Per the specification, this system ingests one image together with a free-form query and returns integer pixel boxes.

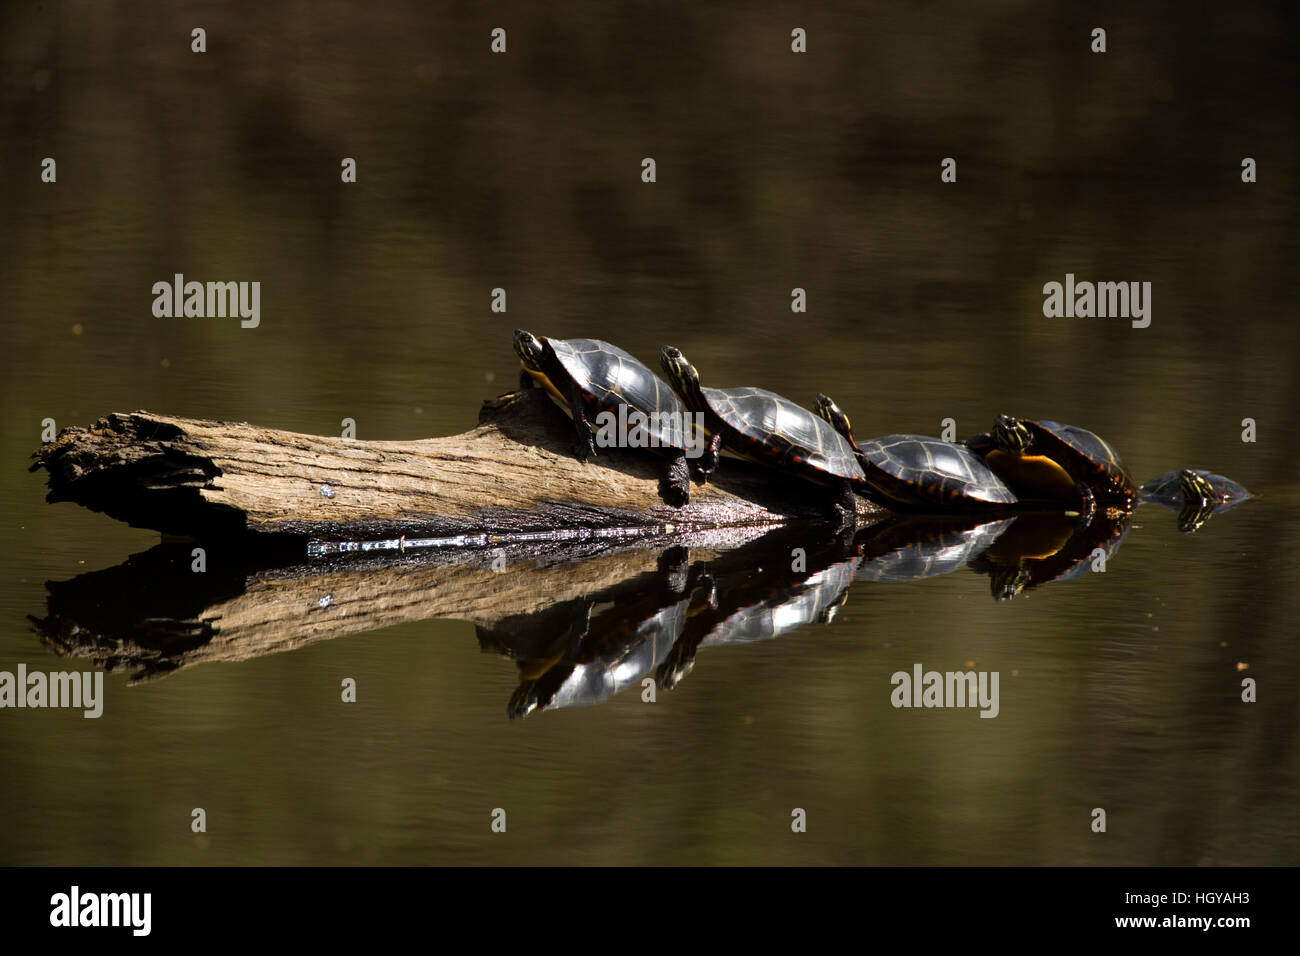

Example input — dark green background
[2,1,1297,864]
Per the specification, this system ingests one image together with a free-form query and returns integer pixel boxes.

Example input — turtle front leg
[829,479,859,530]
[565,382,597,461]
[693,432,723,481]
[661,452,691,507]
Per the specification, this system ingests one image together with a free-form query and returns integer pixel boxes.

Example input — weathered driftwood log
[30,388,884,541]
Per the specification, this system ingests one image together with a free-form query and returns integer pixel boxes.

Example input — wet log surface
[30,388,885,543]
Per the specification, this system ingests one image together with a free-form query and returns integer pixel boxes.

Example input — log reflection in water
[31,494,1249,702]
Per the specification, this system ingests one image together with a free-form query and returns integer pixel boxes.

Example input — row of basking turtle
[513,330,1250,531]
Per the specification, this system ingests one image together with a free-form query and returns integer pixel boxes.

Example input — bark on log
[30,388,884,542]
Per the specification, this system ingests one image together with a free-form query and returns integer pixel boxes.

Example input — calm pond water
[2,1,1297,865]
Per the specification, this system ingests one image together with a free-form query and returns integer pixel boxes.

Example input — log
[30,388,885,542]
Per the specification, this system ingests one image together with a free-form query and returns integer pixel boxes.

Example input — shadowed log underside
[30,388,885,543]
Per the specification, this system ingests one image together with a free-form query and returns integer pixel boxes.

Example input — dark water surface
[2,2,1298,864]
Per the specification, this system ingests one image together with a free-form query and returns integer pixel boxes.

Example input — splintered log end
[30,389,884,539]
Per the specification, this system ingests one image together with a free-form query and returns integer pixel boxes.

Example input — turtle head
[993,414,1034,456]
[513,329,546,370]
[506,680,541,720]
[990,566,1032,601]
[815,393,859,451]
[1177,468,1216,505]
[660,346,702,400]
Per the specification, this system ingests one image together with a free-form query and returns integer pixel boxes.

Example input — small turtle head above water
[1178,468,1216,504]
[993,414,1034,455]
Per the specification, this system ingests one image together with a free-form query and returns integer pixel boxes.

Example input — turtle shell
[856,435,1018,508]
[547,338,691,450]
[701,386,865,482]
[1028,420,1135,500]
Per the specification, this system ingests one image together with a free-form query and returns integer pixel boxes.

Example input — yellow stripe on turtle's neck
[522,367,571,413]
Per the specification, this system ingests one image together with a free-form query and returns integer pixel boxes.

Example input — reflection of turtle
[965,415,1137,517]
[815,395,1017,511]
[505,598,594,718]
[853,516,1012,583]
[1140,469,1252,534]
[968,511,1131,601]
[506,548,713,719]
[655,529,860,690]
[660,347,865,524]
[514,330,696,505]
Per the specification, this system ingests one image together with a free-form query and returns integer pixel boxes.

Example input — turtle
[1140,468,1252,534]
[503,547,714,718]
[964,415,1138,518]
[655,533,861,691]
[814,394,1018,512]
[514,330,699,506]
[658,346,865,524]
